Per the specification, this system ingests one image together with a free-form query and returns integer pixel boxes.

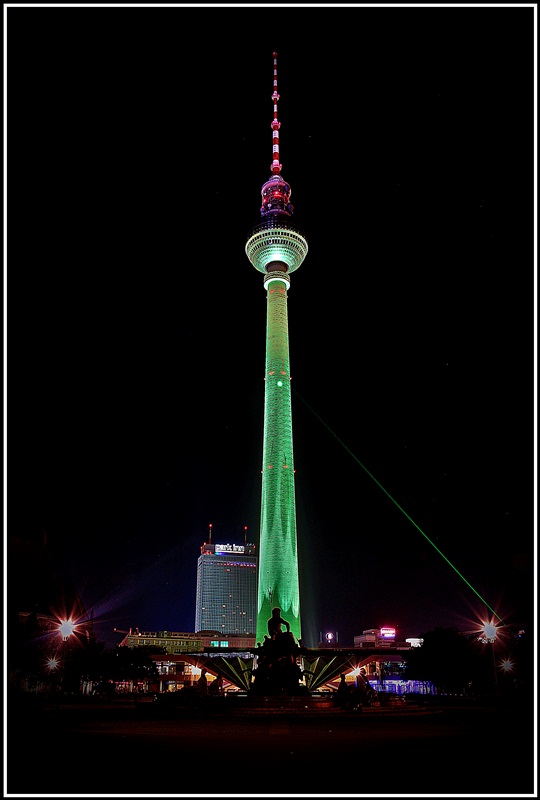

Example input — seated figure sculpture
[268,606,290,639]
[251,607,305,696]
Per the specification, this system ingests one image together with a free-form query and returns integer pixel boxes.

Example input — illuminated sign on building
[380,627,396,639]
[215,543,245,554]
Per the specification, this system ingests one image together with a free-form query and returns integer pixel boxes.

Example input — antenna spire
[257,52,294,219]
[271,51,282,175]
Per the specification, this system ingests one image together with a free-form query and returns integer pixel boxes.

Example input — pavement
[7,694,536,796]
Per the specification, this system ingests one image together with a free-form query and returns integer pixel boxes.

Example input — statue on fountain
[250,608,306,696]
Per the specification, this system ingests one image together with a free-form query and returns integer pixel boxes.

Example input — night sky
[7,4,535,649]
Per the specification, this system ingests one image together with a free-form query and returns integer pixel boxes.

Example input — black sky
[7,4,536,649]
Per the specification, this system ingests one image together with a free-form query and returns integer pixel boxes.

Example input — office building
[195,537,257,636]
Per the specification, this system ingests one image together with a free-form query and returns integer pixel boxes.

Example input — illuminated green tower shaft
[245,53,308,644]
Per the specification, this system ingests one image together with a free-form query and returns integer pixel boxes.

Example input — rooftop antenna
[208,523,212,544]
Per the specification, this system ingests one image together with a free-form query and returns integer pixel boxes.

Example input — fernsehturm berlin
[245,53,308,644]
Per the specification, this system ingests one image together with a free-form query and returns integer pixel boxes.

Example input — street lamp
[59,618,76,641]
[500,658,514,673]
[45,654,60,696]
[57,618,76,693]
[480,622,498,644]
[47,656,60,671]
[479,620,500,697]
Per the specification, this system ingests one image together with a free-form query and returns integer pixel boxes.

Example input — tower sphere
[245,215,308,276]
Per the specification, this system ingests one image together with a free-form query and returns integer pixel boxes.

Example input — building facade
[116,627,255,653]
[353,626,419,649]
[194,541,257,636]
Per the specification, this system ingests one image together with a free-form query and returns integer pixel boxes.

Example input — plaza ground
[7,694,536,796]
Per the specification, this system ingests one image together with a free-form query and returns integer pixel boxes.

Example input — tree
[98,646,160,687]
[404,627,477,695]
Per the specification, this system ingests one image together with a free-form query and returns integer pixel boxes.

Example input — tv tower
[246,52,308,644]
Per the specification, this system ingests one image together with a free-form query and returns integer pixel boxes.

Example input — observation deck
[245,215,308,276]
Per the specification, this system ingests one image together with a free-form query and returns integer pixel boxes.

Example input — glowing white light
[481,622,498,643]
[59,619,76,641]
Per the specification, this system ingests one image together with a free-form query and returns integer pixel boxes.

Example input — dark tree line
[403,626,532,698]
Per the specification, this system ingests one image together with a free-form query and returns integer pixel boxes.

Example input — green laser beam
[292,386,502,623]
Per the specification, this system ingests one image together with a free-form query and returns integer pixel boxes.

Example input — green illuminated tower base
[256,271,301,644]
